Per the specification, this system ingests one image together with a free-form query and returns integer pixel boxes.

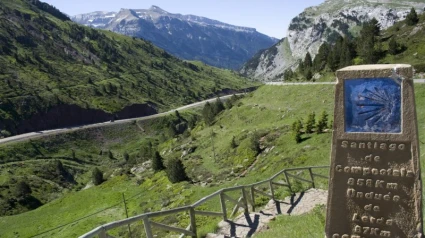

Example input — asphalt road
[2,79,424,145]
[266,79,425,85]
[0,94,239,145]
[265,82,335,85]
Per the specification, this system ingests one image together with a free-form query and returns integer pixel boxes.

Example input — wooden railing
[79,165,329,238]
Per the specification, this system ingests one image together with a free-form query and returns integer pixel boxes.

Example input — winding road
[1,79,424,145]
[0,94,239,145]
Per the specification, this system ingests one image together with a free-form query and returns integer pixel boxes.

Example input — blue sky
[42,0,324,39]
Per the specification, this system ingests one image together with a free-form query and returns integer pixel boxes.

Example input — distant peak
[149,5,168,14]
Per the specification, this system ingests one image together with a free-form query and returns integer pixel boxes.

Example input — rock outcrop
[240,0,425,81]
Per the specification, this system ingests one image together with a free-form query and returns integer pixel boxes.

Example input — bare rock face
[240,0,425,81]
[72,6,277,70]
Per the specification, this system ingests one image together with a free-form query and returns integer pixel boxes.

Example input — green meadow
[1,84,424,237]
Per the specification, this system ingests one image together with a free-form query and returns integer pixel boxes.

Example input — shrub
[108,150,114,160]
[413,63,425,73]
[14,181,31,198]
[0,130,11,138]
[249,132,260,154]
[123,152,130,161]
[230,136,238,149]
[92,168,104,185]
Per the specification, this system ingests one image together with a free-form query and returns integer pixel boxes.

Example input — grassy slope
[0,0,255,134]
[253,83,425,237]
[1,84,423,237]
[0,85,332,237]
[379,13,425,68]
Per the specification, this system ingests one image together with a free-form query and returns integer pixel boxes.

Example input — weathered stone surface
[326,64,423,238]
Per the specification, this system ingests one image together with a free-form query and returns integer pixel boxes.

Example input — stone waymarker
[326,64,423,238]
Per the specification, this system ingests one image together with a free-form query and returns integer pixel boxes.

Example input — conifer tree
[213,97,225,115]
[314,42,330,71]
[305,112,316,134]
[175,110,182,120]
[304,52,313,70]
[166,158,188,183]
[168,123,177,137]
[357,18,381,64]
[284,69,294,81]
[298,60,305,75]
[406,7,419,26]
[152,151,165,172]
[202,101,215,125]
[305,69,313,81]
[339,38,354,68]
[316,111,329,134]
[292,119,303,143]
[327,36,345,71]
[388,37,398,55]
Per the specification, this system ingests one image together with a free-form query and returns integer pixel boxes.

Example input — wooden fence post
[269,180,275,201]
[241,188,249,214]
[98,227,107,238]
[250,186,255,212]
[308,168,315,188]
[219,192,228,221]
[284,171,293,194]
[189,207,197,238]
[143,216,154,238]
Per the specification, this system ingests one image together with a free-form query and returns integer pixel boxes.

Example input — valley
[0,0,257,138]
[1,84,424,237]
[2,0,425,237]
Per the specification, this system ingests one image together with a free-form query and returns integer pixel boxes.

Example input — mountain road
[0,94,240,145]
[1,79,424,145]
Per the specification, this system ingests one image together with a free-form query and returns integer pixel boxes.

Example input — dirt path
[206,189,328,238]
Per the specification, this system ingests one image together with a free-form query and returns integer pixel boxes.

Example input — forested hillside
[284,9,425,81]
[0,0,254,136]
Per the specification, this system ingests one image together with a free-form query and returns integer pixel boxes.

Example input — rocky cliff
[72,6,278,69]
[240,0,425,80]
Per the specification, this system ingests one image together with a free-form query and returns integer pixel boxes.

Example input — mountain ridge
[0,0,255,137]
[72,6,278,69]
[240,0,425,80]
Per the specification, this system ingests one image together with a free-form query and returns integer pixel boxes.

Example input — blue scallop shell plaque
[344,78,401,133]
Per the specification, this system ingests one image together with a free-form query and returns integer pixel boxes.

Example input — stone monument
[326,64,423,238]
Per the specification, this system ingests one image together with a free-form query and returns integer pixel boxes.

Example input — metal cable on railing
[79,165,330,238]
